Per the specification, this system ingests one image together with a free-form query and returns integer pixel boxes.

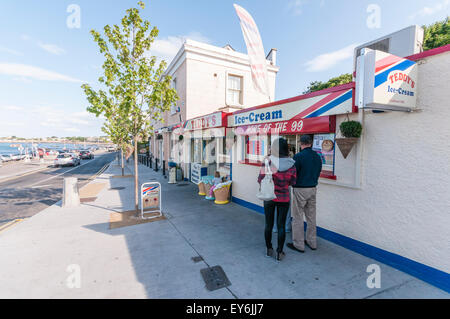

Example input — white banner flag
[233,4,270,100]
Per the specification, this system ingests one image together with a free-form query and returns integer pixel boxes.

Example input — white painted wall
[231,51,450,273]
[186,58,277,119]
[318,51,450,273]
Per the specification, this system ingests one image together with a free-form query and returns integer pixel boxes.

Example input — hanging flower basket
[335,137,358,159]
[336,119,362,159]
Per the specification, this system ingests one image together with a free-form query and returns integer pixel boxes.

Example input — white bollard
[168,167,177,184]
[63,177,80,207]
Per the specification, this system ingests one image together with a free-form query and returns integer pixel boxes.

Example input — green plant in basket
[340,121,362,138]
[335,120,362,159]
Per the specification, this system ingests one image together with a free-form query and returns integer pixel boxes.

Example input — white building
[151,39,279,179]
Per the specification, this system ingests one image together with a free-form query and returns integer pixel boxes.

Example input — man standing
[287,135,322,253]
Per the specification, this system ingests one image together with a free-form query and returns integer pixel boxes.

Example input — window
[245,134,269,163]
[170,78,177,115]
[227,74,243,105]
[312,133,336,177]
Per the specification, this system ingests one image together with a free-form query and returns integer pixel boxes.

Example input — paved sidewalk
[0,159,448,298]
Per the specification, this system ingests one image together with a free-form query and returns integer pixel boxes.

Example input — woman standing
[258,137,297,261]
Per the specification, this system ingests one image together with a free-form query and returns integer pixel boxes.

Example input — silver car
[54,153,81,167]
[0,154,13,162]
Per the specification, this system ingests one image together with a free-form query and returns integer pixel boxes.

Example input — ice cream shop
[180,111,232,184]
[229,81,355,203]
[227,44,450,292]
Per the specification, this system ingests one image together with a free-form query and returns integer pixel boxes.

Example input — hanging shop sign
[356,49,418,111]
[229,84,353,127]
[234,116,335,135]
[183,112,224,131]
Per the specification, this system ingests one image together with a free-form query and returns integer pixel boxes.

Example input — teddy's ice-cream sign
[356,48,418,111]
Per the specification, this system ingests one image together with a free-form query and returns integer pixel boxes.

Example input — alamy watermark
[366,4,381,29]
[66,264,81,288]
[67,4,81,29]
[366,264,381,289]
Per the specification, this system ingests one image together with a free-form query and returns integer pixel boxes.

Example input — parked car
[79,150,94,159]
[10,154,22,161]
[54,153,81,167]
[0,154,12,162]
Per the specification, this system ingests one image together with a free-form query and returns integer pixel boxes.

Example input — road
[0,152,117,228]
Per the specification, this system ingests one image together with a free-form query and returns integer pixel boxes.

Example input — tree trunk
[121,149,124,176]
[134,136,139,216]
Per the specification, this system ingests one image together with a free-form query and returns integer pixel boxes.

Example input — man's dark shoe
[286,243,304,253]
[266,248,274,258]
[305,240,317,250]
[276,251,285,261]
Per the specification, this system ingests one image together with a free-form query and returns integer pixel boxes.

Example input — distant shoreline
[0,140,111,145]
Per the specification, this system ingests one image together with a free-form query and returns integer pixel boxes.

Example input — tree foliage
[303,73,352,94]
[423,17,450,51]
[82,1,177,141]
[81,1,178,212]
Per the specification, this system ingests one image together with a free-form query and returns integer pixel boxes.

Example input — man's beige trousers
[291,187,317,250]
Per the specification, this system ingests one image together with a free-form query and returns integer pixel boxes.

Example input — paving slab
[0,159,448,299]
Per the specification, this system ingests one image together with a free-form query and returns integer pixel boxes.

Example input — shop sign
[234,116,333,135]
[229,88,353,127]
[356,49,418,111]
[140,182,162,220]
[191,163,202,184]
[184,112,223,131]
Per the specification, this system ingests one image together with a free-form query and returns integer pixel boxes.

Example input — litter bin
[168,161,177,184]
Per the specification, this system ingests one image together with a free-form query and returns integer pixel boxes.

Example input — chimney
[266,48,277,66]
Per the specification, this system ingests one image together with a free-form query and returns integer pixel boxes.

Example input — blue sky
[0,0,448,138]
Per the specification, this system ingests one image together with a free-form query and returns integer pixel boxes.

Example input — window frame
[226,72,244,107]
[170,77,178,115]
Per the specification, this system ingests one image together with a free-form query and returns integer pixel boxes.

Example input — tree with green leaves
[82,1,178,215]
[423,16,450,51]
[101,107,131,177]
[303,73,353,94]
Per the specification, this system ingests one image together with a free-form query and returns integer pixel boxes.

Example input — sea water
[0,142,96,155]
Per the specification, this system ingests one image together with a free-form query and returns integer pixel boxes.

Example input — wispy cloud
[409,0,450,19]
[12,76,33,83]
[38,42,66,55]
[0,105,24,111]
[0,46,24,56]
[304,43,357,72]
[64,127,81,133]
[0,63,83,83]
[20,34,66,55]
[150,32,210,63]
[0,104,102,137]
[0,120,25,127]
[288,0,307,16]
